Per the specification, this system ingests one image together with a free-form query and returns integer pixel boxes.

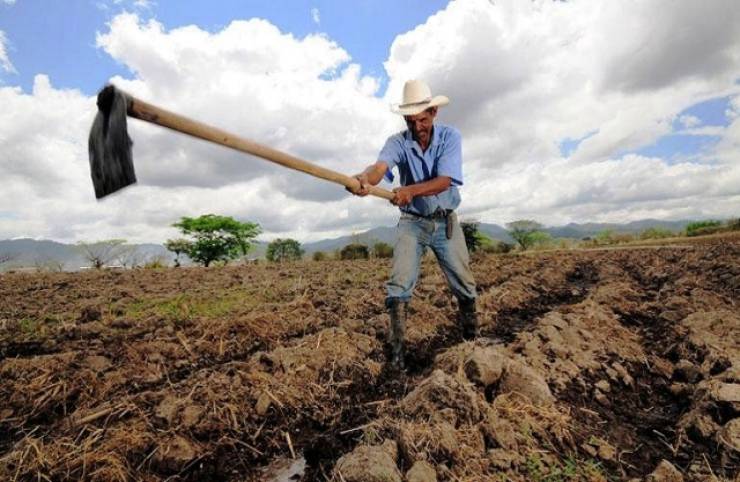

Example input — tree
[165,238,192,267]
[0,253,17,265]
[373,242,393,258]
[340,243,369,260]
[686,220,722,237]
[461,221,482,253]
[266,238,304,263]
[172,214,261,267]
[77,239,126,269]
[506,220,548,251]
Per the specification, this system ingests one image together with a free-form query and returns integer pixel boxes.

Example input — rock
[464,346,506,387]
[155,396,180,424]
[594,389,610,407]
[645,460,684,482]
[595,380,611,392]
[712,383,740,403]
[153,435,198,473]
[683,412,719,440]
[78,306,101,323]
[83,355,111,372]
[717,418,740,453]
[499,361,554,405]
[181,405,203,428]
[612,362,634,387]
[401,370,482,424]
[255,392,272,416]
[487,448,521,469]
[334,442,402,482]
[406,460,437,482]
[482,413,519,450]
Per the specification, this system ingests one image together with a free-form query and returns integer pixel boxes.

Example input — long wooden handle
[125,95,395,201]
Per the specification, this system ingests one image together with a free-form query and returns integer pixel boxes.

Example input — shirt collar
[404,125,439,151]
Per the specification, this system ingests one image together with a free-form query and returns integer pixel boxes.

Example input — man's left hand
[391,187,414,206]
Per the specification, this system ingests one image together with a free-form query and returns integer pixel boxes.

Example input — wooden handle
[125,95,395,201]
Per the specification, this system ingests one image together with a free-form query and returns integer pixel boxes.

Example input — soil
[0,236,738,481]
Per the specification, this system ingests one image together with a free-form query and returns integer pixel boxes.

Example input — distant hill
[0,219,701,271]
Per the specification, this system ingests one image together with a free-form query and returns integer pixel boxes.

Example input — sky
[0,0,739,244]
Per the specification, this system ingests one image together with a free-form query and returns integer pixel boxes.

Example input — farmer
[349,79,478,369]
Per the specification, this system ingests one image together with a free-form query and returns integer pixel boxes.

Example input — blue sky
[0,0,448,95]
[0,0,738,243]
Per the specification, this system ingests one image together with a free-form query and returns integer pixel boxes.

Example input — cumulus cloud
[1,0,740,245]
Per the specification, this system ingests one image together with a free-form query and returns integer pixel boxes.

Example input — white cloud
[311,7,320,25]
[1,1,740,245]
[678,114,701,128]
[2,0,17,5]
[0,30,16,73]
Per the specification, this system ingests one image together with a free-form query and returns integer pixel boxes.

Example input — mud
[0,237,738,481]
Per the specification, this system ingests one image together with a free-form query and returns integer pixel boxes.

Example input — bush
[266,238,303,263]
[143,256,167,269]
[312,251,328,261]
[373,242,393,258]
[481,240,513,254]
[340,243,369,260]
[639,227,674,240]
[686,220,722,237]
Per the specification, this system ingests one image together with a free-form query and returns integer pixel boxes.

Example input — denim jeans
[386,212,477,304]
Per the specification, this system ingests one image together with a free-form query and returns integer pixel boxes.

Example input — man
[349,79,478,369]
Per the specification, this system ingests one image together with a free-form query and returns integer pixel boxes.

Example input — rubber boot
[387,298,407,370]
[458,297,479,340]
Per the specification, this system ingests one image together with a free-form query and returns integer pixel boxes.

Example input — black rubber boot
[458,297,478,340]
[387,298,407,370]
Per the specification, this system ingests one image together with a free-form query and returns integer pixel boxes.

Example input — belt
[403,209,455,239]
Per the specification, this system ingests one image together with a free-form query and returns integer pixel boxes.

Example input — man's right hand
[347,174,371,196]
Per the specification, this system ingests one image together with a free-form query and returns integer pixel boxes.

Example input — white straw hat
[391,79,450,116]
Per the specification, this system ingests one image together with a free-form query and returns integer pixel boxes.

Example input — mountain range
[0,219,695,272]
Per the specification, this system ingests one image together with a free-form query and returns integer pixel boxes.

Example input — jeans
[386,212,477,304]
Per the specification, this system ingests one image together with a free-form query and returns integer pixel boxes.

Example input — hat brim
[391,95,449,116]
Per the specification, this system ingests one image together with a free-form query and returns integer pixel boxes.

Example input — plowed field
[1,238,738,481]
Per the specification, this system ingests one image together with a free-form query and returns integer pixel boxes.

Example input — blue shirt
[378,124,463,216]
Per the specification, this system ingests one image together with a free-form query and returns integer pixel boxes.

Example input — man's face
[404,107,437,145]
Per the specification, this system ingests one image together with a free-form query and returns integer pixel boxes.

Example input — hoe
[88,84,395,201]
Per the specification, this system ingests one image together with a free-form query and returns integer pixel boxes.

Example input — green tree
[172,214,261,267]
[165,238,192,267]
[266,238,304,263]
[373,242,393,258]
[686,220,722,237]
[312,251,328,261]
[340,243,369,260]
[461,221,482,253]
[506,220,547,251]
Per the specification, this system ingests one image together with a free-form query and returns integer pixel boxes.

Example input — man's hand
[347,173,371,196]
[391,186,415,206]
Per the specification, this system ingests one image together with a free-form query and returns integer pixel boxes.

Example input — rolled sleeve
[436,128,463,186]
[378,134,403,183]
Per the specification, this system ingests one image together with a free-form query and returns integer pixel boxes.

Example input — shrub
[266,238,303,263]
[340,243,369,260]
[686,220,722,237]
[312,251,328,261]
[639,227,674,240]
[373,242,393,258]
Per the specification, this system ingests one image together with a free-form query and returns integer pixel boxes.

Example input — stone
[153,435,198,473]
[499,361,554,404]
[406,460,437,482]
[645,460,684,482]
[255,392,272,416]
[712,383,740,403]
[595,380,611,392]
[334,442,402,482]
[155,396,180,424]
[717,418,740,453]
[83,355,111,372]
[464,346,506,387]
